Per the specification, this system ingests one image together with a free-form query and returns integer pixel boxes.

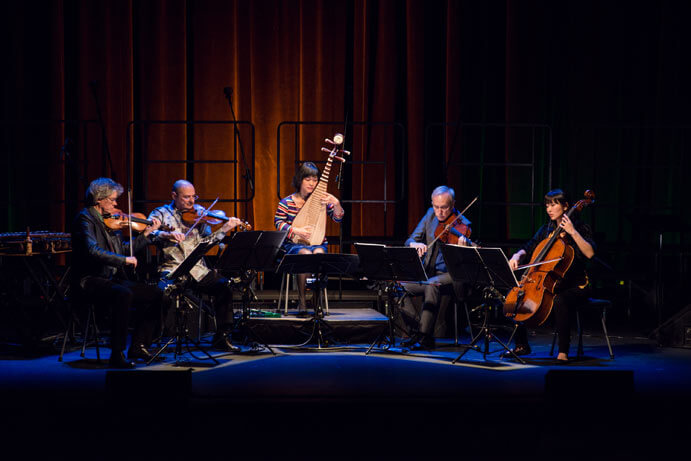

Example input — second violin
[181,208,251,232]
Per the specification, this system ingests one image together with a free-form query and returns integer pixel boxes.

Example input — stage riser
[244,319,387,345]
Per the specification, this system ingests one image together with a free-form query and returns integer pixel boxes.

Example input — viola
[502,190,595,326]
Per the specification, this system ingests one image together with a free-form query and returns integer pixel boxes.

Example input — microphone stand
[88,81,116,180]
[223,87,254,218]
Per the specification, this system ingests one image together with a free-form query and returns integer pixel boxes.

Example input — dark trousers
[159,270,234,333]
[514,285,590,354]
[196,270,234,330]
[400,272,462,337]
[81,277,163,353]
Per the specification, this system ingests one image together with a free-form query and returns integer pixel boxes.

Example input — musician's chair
[59,293,103,362]
[550,297,614,359]
[279,272,329,316]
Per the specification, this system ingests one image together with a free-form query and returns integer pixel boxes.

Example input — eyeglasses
[176,194,199,200]
[102,196,118,203]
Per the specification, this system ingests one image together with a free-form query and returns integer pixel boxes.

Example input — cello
[502,190,595,326]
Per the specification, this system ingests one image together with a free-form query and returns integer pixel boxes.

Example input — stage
[1,316,690,459]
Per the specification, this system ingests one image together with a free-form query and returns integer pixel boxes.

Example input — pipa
[290,133,349,245]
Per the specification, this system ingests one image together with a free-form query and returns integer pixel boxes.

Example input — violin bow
[427,196,478,248]
[183,196,220,240]
[127,187,134,258]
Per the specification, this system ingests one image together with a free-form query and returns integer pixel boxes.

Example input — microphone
[223,87,233,98]
[59,137,72,159]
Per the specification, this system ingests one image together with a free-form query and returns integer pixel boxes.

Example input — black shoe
[403,335,435,351]
[400,334,420,349]
[296,310,311,318]
[127,344,163,362]
[501,344,532,358]
[108,351,135,369]
[212,333,241,353]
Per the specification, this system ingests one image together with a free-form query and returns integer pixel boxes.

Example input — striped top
[274,194,344,244]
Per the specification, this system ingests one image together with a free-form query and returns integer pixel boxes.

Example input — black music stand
[440,244,525,364]
[216,230,287,354]
[147,239,220,365]
[354,243,429,354]
[276,253,360,349]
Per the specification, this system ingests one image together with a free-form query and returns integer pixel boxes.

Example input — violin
[181,208,252,232]
[502,190,595,326]
[432,213,472,246]
[103,210,168,235]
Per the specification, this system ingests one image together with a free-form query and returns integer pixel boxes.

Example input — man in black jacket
[71,178,163,368]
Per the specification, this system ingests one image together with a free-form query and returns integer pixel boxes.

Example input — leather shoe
[127,344,162,362]
[108,351,135,369]
[501,343,532,358]
[400,334,419,348]
[403,335,435,351]
[212,333,241,353]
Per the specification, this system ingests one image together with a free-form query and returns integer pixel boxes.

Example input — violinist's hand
[125,256,138,268]
[559,214,576,235]
[221,217,244,234]
[410,242,427,257]
[143,218,161,236]
[292,226,313,241]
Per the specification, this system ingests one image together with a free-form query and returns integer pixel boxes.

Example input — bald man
[149,180,244,352]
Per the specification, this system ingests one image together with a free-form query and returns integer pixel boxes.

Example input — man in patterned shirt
[149,179,245,351]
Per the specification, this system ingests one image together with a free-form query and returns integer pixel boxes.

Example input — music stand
[354,243,428,354]
[440,244,525,364]
[216,230,287,355]
[147,239,220,365]
[276,253,360,348]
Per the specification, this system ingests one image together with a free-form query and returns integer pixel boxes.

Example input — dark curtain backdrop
[3,0,691,318]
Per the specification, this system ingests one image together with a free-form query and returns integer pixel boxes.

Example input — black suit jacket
[71,207,151,287]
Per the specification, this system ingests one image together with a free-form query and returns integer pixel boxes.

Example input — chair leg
[284,273,291,315]
[81,306,92,358]
[577,311,584,357]
[92,309,101,362]
[278,272,285,313]
[550,330,557,356]
[58,313,74,362]
[601,308,614,359]
[323,287,329,315]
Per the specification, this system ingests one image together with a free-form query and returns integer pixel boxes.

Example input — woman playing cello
[506,189,595,362]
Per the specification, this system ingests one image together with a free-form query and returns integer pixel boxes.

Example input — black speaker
[545,369,635,400]
[653,304,691,348]
[105,368,192,416]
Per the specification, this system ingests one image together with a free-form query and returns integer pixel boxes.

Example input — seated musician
[148,179,245,352]
[71,178,163,368]
[274,162,344,316]
[400,186,471,350]
[506,188,595,362]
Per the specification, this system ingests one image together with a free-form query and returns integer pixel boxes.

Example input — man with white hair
[71,177,163,368]
[400,185,471,350]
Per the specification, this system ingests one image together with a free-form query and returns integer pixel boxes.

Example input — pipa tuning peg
[325,133,345,146]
